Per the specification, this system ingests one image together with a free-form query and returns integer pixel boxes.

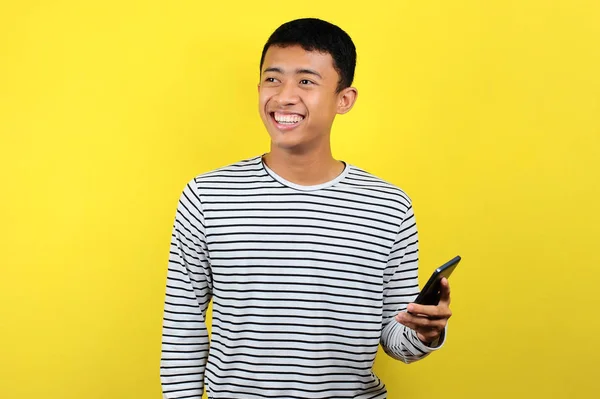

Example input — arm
[160,180,212,398]
[379,205,447,364]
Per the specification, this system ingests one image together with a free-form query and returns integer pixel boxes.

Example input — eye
[300,79,313,85]
[265,77,278,83]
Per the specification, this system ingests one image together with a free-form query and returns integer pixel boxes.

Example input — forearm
[380,319,446,364]
[160,268,210,398]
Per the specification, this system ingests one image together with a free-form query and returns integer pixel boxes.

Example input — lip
[269,111,305,132]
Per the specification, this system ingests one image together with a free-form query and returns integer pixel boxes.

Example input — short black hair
[260,18,356,93]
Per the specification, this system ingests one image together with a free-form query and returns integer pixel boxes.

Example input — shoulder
[194,155,263,181]
[183,154,263,188]
[344,164,413,212]
[178,155,265,201]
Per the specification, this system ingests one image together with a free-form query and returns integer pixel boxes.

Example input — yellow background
[1,1,599,398]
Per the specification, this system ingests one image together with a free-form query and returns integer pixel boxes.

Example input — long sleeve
[380,204,446,363]
[160,180,212,398]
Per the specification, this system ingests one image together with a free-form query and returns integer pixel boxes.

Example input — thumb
[439,277,451,305]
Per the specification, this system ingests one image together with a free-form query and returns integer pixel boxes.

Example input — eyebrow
[263,67,323,79]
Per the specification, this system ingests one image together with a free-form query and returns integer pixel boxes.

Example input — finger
[397,313,447,344]
[395,312,422,330]
[395,312,415,329]
[417,328,443,344]
[407,303,451,319]
[417,331,435,343]
[438,277,451,306]
[407,303,435,317]
[396,312,437,330]
[414,320,445,341]
[416,319,447,340]
[396,316,418,330]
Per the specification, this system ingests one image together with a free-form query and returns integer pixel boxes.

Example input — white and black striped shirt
[160,155,445,399]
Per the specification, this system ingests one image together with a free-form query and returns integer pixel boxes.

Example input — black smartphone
[412,255,461,306]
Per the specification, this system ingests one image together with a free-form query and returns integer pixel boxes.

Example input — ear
[257,83,261,93]
[336,87,358,114]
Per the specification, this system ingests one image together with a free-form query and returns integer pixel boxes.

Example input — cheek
[258,99,269,122]
[306,95,337,120]
[258,92,273,113]
[258,92,266,106]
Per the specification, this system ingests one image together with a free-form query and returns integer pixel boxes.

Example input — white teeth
[274,112,304,124]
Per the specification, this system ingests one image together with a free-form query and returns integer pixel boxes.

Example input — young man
[161,18,452,399]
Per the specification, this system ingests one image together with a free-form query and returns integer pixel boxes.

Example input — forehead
[262,45,336,77]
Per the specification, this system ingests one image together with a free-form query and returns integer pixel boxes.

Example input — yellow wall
[1,1,598,398]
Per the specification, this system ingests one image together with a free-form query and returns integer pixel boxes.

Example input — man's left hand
[395,277,452,345]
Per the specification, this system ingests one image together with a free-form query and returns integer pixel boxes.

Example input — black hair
[259,18,356,93]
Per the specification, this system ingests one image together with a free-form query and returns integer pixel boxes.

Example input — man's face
[258,45,343,153]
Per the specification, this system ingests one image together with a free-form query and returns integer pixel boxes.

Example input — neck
[262,145,345,186]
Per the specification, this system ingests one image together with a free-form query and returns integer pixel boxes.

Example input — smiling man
[160,18,452,399]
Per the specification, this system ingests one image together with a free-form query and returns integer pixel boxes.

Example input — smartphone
[412,255,461,306]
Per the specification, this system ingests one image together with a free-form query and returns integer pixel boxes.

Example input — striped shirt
[160,154,445,399]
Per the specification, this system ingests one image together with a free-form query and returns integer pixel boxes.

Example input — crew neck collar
[260,154,349,192]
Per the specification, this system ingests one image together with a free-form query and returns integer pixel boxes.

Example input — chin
[271,139,305,152]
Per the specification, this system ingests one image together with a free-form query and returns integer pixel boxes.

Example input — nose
[273,80,299,106]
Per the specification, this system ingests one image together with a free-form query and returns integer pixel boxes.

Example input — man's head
[260,18,356,93]
[258,18,358,153]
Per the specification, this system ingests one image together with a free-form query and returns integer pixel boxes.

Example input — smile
[270,111,305,130]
